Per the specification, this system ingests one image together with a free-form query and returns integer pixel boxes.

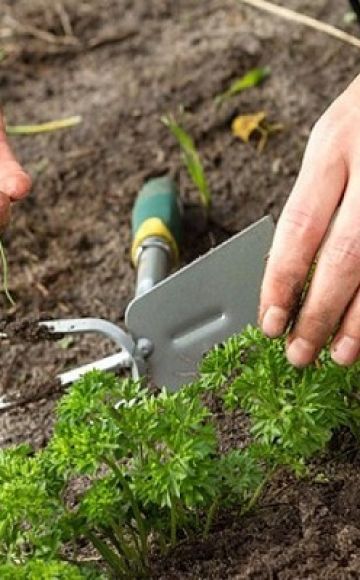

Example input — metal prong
[40,318,149,383]
[0,352,133,412]
[40,318,136,354]
[58,351,132,385]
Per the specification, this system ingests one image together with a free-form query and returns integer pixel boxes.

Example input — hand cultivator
[8,177,274,393]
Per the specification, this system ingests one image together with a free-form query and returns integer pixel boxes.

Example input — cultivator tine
[0,351,134,412]
[40,318,147,383]
[57,351,133,385]
[40,318,136,353]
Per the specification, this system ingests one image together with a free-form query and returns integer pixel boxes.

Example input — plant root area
[1,0,360,577]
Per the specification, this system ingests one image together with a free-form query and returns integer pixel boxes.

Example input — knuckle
[310,101,360,164]
[308,110,348,165]
[280,205,321,244]
[322,235,360,271]
[311,111,340,145]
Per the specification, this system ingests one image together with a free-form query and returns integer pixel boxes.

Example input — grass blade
[161,114,211,208]
[0,240,15,306]
[6,116,82,135]
[215,67,270,105]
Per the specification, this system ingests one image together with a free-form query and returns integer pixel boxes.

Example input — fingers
[0,192,11,231]
[259,116,348,339]
[259,78,360,367]
[0,112,31,200]
[331,289,360,366]
[286,170,360,367]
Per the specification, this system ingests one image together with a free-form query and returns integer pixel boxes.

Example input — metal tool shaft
[135,238,171,296]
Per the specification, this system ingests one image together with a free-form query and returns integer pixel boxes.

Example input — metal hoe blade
[126,216,274,390]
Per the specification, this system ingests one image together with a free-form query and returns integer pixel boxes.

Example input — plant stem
[102,456,148,561]
[111,521,146,571]
[103,524,136,569]
[0,240,15,306]
[204,498,219,538]
[170,501,177,548]
[86,529,130,578]
[241,467,276,516]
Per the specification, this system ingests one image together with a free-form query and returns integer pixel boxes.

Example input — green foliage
[0,445,65,563]
[47,372,134,474]
[0,560,103,579]
[1,327,360,577]
[161,114,211,208]
[200,335,245,390]
[218,448,264,507]
[215,66,270,105]
[49,374,227,573]
[200,326,360,467]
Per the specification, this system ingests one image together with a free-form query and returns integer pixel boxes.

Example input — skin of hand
[0,112,31,230]
[259,74,360,368]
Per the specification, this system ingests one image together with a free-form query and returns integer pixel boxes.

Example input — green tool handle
[131,176,182,266]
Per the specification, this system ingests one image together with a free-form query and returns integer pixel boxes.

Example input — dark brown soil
[150,414,360,579]
[1,0,360,576]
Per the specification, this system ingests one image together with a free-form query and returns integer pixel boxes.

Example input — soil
[1,0,360,577]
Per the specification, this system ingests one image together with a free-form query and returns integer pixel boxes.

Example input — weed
[161,114,211,208]
[215,66,270,105]
[0,240,15,305]
[6,116,82,135]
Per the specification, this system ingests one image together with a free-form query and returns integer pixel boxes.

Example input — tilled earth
[1,0,360,577]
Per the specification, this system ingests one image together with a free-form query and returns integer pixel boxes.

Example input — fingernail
[262,306,288,338]
[331,336,359,366]
[287,338,315,367]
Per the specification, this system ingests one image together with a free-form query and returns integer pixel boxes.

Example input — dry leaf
[232,111,284,151]
[231,112,267,143]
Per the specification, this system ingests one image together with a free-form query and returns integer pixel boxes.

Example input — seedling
[161,114,211,208]
[6,116,82,135]
[215,66,270,105]
[0,240,15,305]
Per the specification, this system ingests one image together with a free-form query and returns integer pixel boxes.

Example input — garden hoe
[18,177,274,393]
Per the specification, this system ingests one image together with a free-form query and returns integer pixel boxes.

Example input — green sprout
[161,114,211,208]
[215,66,270,105]
[6,116,82,135]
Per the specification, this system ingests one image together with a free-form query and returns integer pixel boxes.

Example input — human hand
[259,74,360,367]
[0,112,31,230]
